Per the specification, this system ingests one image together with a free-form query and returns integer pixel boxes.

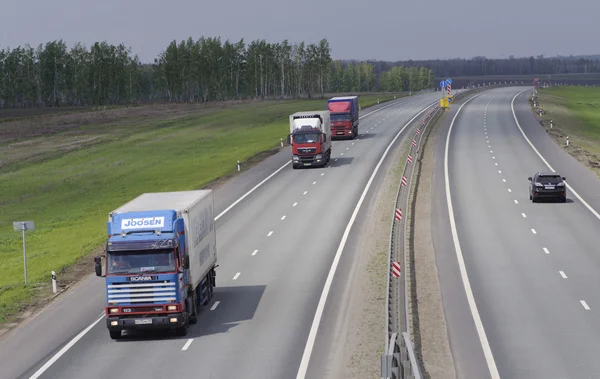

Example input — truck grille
[298,148,316,154]
[107,281,176,304]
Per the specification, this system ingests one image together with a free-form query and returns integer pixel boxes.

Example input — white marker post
[566,136,569,146]
[13,221,34,285]
[280,138,284,147]
[52,271,57,293]
[550,120,553,129]
[237,160,241,172]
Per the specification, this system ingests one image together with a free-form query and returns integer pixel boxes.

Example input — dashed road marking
[233,272,241,280]
[543,247,550,254]
[340,153,344,156]
[182,338,194,351]
[495,163,498,166]
[514,200,518,204]
[267,231,273,237]
[252,249,258,256]
[502,179,507,183]
[210,301,221,311]
[303,191,308,195]
[521,213,527,218]
[312,181,317,185]
[498,170,502,173]
[559,271,568,279]
[321,173,324,176]
[293,202,298,206]
[281,215,286,220]
[508,189,512,192]
[531,228,536,234]
[581,300,590,310]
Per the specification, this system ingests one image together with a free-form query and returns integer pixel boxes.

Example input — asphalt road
[0,91,444,379]
[433,86,600,379]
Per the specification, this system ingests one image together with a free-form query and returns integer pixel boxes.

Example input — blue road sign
[447,96,453,103]
[446,78,453,84]
[440,80,446,88]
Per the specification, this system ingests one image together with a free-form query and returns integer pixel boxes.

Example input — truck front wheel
[109,330,122,340]
[175,323,188,337]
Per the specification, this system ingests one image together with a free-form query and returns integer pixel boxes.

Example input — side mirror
[94,256,103,277]
[286,134,291,145]
[562,177,566,180]
[527,177,532,181]
[182,255,190,269]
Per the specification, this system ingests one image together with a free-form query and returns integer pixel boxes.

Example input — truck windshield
[294,133,321,143]
[330,114,351,121]
[107,250,176,275]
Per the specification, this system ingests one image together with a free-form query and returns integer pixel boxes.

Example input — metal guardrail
[381,87,484,379]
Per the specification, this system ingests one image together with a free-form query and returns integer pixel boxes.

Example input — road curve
[433,86,600,379]
[0,92,442,379]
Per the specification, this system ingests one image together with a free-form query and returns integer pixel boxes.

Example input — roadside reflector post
[237,160,241,172]
[52,271,57,293]
[280,138,284,147]
[550,120,553,129]
[566,136,569,146]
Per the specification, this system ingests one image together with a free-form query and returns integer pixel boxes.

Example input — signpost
[13,221,34,285]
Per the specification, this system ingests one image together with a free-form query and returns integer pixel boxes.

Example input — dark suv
[528,171,567,203]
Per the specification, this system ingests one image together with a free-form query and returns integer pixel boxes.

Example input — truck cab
[287,111,332,169]
[327,96,359,139]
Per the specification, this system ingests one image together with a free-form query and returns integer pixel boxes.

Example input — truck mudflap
[107,313,186,331]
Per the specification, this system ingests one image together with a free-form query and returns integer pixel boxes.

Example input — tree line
[0,38,435,108]
[367,55,600,78]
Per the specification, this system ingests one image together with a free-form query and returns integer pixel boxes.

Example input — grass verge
[0,93,400,326]
[531,87,600,176]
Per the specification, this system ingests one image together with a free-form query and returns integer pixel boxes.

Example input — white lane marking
[543,247,550,254]
[490,150,493,153]
[498,170,502,173]
[281,215,286,220]
[303,191,308,195]
[514,200,518,204]
[442,90,501,379]
[581,300,591,310]
[531,229,537,234]
[267,231,273,237]
[503,179,507,182]
[492,156,495,160]
[313,181,317,185]
[508,189,512,192]
[511,89,600,222]
[233,272,241,280]
[340,152,344,156]
[334,158,338,161]
[488,145,491,148]
[495,163,498,166]
[210,301,221,310]
[181,338,194,351]
[559,271,568,279]
[296,101,438,379]
[28,315,105,379]
[522,213,527,218]
[27,99,414,377]
[352,143,355,145]
[293,202,298,207]
[252,249,258,256]
[321,173,324,176]
[346,147,349,150]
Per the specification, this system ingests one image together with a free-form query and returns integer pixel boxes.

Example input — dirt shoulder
[406,109,456,379]
[338,137,410,379]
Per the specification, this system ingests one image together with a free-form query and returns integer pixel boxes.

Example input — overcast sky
[1,0,598,64]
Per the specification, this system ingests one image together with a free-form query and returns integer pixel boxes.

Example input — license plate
[135,319,152,325]
[304,163,311,166]
[337,132,344,135]
[545,186,555,190]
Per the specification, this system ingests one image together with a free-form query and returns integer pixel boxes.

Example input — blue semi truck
[94,190,217,339]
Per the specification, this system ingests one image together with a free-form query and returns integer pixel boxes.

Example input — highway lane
[437,86,600,379]
[3,92,442,379]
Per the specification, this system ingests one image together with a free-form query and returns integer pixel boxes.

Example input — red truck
[327,96,359,140]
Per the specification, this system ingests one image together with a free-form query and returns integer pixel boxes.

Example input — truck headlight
[167,305,177,311]
[109,308,119,314]
[315,154,322,160]
[292,155,299,161]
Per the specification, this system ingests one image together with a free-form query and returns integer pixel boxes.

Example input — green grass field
[534,86,600,172]
[0,93,400,323]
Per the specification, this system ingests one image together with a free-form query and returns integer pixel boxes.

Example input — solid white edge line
[181,338,194,351]
[444,90,501,379]
[295,101,437,379]
[25,96,416,378]
[510,89,600,221]
[28,315,105,379]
